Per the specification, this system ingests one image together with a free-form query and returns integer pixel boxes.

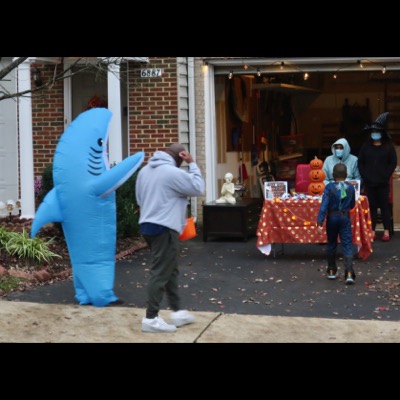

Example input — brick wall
[127,57,180,161]
[30,58,181,177]
[31,63,64,177]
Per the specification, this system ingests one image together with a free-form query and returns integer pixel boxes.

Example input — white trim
[107,62,123,165]
[203,64,217,202]
[17,59,35,219]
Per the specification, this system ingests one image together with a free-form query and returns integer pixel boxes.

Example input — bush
[36,164,53,205]
[35,164,63,236]
[116,169,141,239]
[0,226,61,268]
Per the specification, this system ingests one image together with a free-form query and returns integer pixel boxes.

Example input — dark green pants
[143,229,180,319]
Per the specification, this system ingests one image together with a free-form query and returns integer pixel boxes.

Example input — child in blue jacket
[317,163,356,284]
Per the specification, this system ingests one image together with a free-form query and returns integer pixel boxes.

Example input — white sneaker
[170,310,195,327]
[141,316,177,333]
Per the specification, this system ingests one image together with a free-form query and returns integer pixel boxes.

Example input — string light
[382,65,386,74]
[358,60,363,68]
[257,68,261,77]
[280,62,284,70]
[303,72,309,80]
[228,70,233,79]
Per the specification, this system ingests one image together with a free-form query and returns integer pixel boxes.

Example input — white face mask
[371,132,382,141]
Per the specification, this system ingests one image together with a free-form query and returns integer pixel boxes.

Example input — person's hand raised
[179,150,194,164]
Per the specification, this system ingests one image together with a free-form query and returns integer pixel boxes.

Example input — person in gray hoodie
[135,143,205,333]
[322,138,361,186]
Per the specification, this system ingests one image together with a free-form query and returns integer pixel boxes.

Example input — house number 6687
[140,68,162,78]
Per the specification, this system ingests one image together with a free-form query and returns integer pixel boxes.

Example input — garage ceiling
[205,57,400,75]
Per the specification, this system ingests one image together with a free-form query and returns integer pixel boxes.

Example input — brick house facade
[22,57,207,224]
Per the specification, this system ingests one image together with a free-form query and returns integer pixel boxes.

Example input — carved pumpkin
[309,169,326,182]
[308,155,325,195]
[308,182,325,196]
[310,156,323,170]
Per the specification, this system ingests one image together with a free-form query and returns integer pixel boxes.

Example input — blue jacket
[322,138,361,185]
[317,181,356,227]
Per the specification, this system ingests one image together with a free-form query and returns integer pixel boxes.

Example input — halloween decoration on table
[308,156,325,196]
[309,167,326,183]
[30,108,145,307]
[216,172,236,204]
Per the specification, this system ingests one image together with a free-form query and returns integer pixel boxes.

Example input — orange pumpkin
[308,182,325,196]
[310,156,323,170]
[309,169,326,182]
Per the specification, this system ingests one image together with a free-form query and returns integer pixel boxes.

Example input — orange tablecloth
[256,196,373,260]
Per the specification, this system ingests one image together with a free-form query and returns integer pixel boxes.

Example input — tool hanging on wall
[238,147,248,184]
[257,132,274,181]
[251,124,258,166]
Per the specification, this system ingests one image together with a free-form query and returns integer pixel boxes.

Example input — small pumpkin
[308,182,325,196]
[309,169,326,182]
[310,156,323,170]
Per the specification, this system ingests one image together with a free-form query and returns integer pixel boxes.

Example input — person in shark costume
[30,108,144,307]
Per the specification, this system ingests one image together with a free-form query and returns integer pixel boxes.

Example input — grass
[0,275,29,293]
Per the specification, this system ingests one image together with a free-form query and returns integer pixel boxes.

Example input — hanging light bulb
[303,72,309,80]
[358,60,363,68]
[382,66,386,74]
[257,68,261,77]
[280,62,284,70]
[228,70,233,79]
[333,73,337,79]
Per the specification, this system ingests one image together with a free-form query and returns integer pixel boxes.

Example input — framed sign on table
[264,181,288,199]
[347,179,361,200]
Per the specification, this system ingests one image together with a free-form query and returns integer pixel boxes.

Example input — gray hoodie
[322,138,361,185]
[136,150,205,234]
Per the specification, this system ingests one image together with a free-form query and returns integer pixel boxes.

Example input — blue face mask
[335,149,344,158]
[371,132,382,141]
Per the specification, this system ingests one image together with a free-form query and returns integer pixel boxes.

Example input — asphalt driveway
[5,229,400,321]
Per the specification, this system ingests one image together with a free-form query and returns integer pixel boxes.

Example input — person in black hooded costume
[358,112,397,241]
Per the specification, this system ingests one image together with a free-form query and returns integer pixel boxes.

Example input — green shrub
[0,275,28,293]
[35,164,63,236]
[0,226,61,269]
[116,169,141,239]
[36,164,53,205]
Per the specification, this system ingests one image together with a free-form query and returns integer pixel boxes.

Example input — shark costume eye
[97,138,103,147]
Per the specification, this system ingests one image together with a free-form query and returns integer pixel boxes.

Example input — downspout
[188,57,197,219]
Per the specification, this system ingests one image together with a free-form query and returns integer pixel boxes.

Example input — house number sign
[140,68,162,78]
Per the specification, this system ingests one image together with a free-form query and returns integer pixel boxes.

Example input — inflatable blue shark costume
[30,108,144,306]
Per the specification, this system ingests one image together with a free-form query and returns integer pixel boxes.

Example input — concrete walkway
[1,300,399,343]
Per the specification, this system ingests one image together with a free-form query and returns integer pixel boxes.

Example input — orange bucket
[179,216,196,240]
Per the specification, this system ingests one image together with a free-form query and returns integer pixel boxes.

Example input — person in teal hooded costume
[322,138,361,186]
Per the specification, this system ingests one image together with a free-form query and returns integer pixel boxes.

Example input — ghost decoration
[30,108,144,307]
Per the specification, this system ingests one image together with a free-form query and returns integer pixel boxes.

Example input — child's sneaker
[327,270,337,280]
[345,272,354,285]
